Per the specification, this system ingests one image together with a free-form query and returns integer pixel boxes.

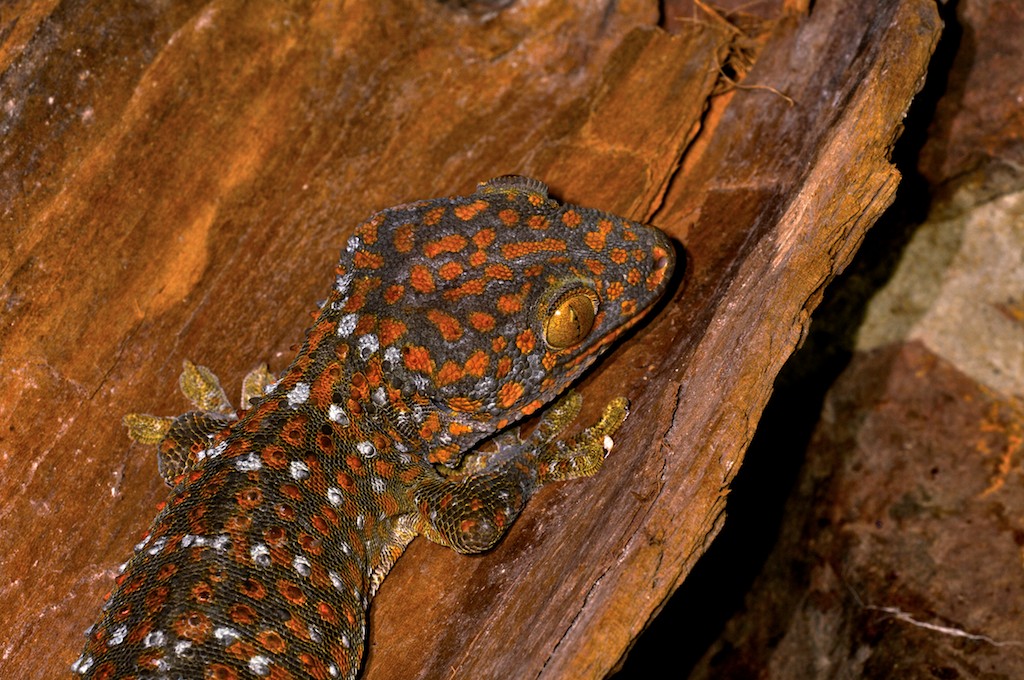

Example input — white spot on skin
[335,272,353,294]
[235,453,262,472]
[329,663,339,677]
[250,544,271,567]
[327,487,343,506]
[337,314,358,337]
[356,441,376,458]
[287,382,310,407]
[370,476,386,494]
[328,404,350,426]
[603,435,614,456]
[133,533,151,552]
[146,536,167,555]
[329,571,344,590]
[214,627,241,643]
[143,630,166,647]
[290,460,310,480]
[346,236,360,252]
[248,655,271,676]
[293,555,311,577]
[71,655,93,674]
[174,640,192,656]
[108,625,127,646]
[201,441,228,460]
[358,334,379,358]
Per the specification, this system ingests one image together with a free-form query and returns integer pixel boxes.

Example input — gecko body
[73,176,673,679]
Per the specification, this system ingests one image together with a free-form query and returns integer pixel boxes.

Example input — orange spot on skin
[448,396,481,412]
[236,486,263,510]
[621,299,638,316]
[527,215,548,230]
[419,413,441,439]
[442,277,486,302]
[173,610,212,643]
[498,208,519,224]
[257,630,288,654]
[473,228,496,248]
[356,216,380,244]
[454,200,489,221]
[383,284,405,304]
[424,206,445,225]
[484,263,514,280]
[585,259,605,275]
[262,445,287,469]
[424,233,468,258]
[439,261,464,280]
[353,250,384,269]
[430,443,460,464]
[337,471,357,493]
[562,210,583,227]
[278,580,307,606]
[207,663,240,680]
[436,360,464,386]
[584,230,606,251]
[393,223,416,253]
[468,312,495,332]
[448,421,474,436]
[497,294,522,314]
[403,345,435,374]
[379,318,407,345]
[496,356,512,379]
[410,264,435,293]
[627,268,642,285]
[491,336,507,353]
[426,309,463,341]
[228,603,259,625]
[500,238,566,259]
[157,563,178,580]
[521,399,544,415]
[516,329,536,354]
[610,247,629,264]
[464,350,491,376]
[469,250,487,267]
[317,601,340,624]
[240,578,267,599]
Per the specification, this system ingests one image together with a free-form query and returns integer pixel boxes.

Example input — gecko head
[325,176,674,465]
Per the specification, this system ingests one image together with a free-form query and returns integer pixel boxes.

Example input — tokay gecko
[73,176,674,679]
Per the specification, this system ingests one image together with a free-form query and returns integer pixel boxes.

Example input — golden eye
[544,289,597,349]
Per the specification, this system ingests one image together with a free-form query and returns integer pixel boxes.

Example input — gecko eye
[543,288,598,349]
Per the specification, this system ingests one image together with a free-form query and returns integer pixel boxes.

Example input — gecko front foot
[122,360,275,484]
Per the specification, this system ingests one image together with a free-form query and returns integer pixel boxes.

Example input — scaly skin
[73,176,674,679]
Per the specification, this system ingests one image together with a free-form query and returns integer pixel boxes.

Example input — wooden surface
[0,1,938,677]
